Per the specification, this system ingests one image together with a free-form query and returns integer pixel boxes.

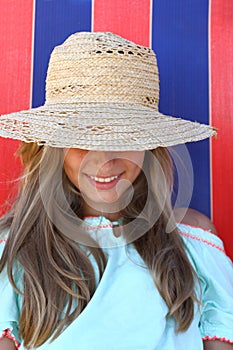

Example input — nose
[90,151,118,173]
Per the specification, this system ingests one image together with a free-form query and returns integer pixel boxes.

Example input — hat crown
[45,32,159,110]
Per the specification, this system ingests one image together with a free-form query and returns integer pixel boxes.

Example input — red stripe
[93,0,151,47]
[0,1,34,215]
[210,0,233,259]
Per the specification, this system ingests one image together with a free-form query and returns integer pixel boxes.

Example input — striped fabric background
[0,0,232,258]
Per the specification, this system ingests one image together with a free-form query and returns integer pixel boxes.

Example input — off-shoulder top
[0,217,233,349]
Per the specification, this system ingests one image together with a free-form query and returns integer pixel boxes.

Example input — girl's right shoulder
[0,228,22,349]
[0,229,10,257]
[0,228,10,240]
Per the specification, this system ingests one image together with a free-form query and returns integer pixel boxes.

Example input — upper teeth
[90,175,119,183]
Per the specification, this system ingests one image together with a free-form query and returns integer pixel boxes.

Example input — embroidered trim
[179,230,225,253]
[0,328,20,348]
[202,335,233,344]
[83,216,123,230]
[177,223,217,236]
[0,239,7,244]
[83,223,113,230]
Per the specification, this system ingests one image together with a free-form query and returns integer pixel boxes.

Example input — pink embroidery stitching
[83,217,115,230]
[202,335,233,344]
[178,223,216,235]
[83,223,113,230]
[0,328,20,348]
[0,239,7,244]
[179,230,225,253]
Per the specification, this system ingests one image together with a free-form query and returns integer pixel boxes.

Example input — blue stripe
[152,0,211,216]
[32,0,92,108]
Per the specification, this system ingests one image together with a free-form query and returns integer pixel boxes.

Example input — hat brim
[0,103,216,151]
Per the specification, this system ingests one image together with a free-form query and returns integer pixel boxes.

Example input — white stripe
[91,0,95,32]
[149,0,153,48]
[29,0,36,108]
[208,0,214,221]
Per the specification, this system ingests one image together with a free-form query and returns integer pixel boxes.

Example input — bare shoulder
[0,338,17,350]
[203,340,233,349]
[174,208,218,235]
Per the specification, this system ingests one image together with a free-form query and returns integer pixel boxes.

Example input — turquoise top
[0,217,233,349]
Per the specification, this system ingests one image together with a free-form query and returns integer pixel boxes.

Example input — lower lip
[86,173,123,190]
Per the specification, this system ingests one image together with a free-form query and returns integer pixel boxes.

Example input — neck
[82,201,121,222]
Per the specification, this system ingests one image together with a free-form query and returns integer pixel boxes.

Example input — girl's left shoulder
[177,223,233,345]
[177,223,225,254]
[177,222,232,274]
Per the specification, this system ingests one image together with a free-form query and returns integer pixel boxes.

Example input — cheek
[125,152,145,181]
[63,149,89,185]
[130,163,142,182]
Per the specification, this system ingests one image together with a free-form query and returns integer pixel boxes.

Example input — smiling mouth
[88,174,120,183]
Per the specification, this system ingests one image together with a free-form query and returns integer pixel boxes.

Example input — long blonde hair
[0,142,197,348]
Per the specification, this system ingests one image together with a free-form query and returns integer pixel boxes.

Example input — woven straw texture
[0,32,216,150]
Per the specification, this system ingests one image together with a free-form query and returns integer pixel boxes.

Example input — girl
[0,32,232,350]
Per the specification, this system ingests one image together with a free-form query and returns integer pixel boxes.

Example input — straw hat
[0,32,216,150]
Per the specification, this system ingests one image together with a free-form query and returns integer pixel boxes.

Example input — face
[63,149,145,217]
